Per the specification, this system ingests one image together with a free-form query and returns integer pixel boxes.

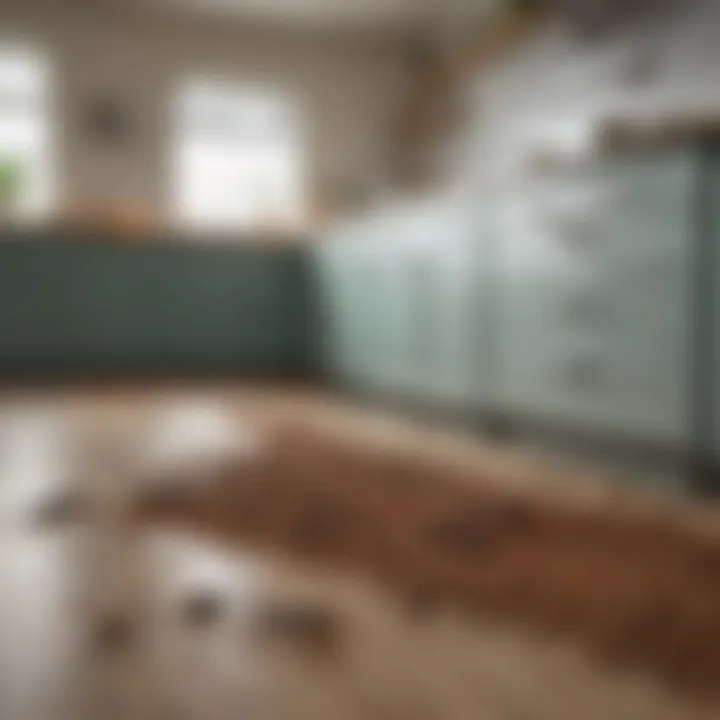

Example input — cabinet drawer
[497,304,609,424]
[608,153,695,209]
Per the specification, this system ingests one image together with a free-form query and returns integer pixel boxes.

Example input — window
[0,44,52,218]
[172,80,303,231]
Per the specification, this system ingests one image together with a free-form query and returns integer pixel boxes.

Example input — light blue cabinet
[316,201,483,407]
[315,147,720,492]
[495,153,694,447]
[494,193,603,426]
[402,211,479,405]
[587,156,693,443]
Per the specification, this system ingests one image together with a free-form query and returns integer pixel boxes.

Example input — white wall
[0,2,412,220]
[454,0,720,189]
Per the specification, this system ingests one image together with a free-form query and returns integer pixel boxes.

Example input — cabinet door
[384,255,415,394]
[709,152,720,463]
[392,209,477,405]
[585,154,694,445]
[363,251,406,393]
[430,236,481,406]
[404,251,443,399]
[0,245,79,370]
[342,256,378,388]
[315,242,365,385]
[495,194,607,427]
[333,247,411,394]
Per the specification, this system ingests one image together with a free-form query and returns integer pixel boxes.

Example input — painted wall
[0,1,412,220]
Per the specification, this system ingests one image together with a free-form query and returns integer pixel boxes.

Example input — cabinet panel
[434,239,481,404]
[495,154,693,445]
[584,155,694,444]
[495,197,607,426]
[317,150,699,462]
[402,243,475,405]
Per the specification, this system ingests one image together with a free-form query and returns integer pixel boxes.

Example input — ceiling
[147,0,496,35]
[4,0,498,46]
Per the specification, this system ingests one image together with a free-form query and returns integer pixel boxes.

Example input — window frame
[0,37,55,221]
[168,75,305,234]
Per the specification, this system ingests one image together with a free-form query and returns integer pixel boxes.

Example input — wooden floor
[0,383,718,720]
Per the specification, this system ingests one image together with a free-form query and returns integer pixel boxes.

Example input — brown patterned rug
[136,425,720,698]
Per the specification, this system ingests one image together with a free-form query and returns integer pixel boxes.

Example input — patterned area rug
[137,424,720,698]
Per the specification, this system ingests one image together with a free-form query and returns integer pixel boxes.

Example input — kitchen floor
[0,383,717,720]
